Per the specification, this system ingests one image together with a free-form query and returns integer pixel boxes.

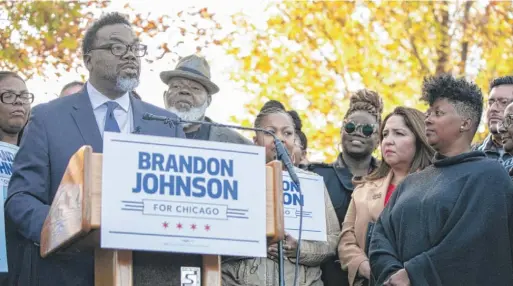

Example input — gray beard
[116,77,139,93]
[166,100,209,128]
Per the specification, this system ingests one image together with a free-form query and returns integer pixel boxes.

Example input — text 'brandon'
[132,151,238,200]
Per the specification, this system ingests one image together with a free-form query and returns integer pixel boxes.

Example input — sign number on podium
[181,266,201,286]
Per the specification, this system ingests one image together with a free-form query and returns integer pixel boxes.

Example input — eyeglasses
[88,43,147,57]
[343,121,376,137]
[500,114,513,129]
[0,91,34,104]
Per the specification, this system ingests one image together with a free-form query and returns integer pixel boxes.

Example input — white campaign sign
[283,171,327,241]
[101,132,267,257]
[0,142,17,272]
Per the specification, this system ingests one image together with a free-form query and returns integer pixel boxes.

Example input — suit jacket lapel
[130,95,151,135]
[368,171,394,220]
[70,88,103,152]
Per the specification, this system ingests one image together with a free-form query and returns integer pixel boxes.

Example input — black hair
[490,76,513,91]
[288,110,308,151]
[254,100,292,128]
[82,12,131,55]
[421,73,483,133]
[59,81,84,96]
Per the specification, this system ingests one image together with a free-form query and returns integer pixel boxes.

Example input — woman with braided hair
[222,100,339,286]
[309,89,383,286]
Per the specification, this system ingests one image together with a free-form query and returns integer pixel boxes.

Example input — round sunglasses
[343,121,376,137]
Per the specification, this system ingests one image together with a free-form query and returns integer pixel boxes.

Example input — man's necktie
[104,101,121,133]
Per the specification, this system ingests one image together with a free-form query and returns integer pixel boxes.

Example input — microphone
[143,112,303,286]
[142,113,169,123]
[142,112,300,184]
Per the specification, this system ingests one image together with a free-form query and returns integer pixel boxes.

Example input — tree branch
[459,1,473,75]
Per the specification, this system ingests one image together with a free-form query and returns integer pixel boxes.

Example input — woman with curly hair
[369,74,513,285]
[309,89,383,286]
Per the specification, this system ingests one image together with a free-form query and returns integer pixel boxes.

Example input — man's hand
[384,269,410,286]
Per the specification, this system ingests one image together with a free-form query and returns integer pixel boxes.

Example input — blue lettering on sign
[0,150,15,176]
[283,180,304,206]
[133,152,238,200]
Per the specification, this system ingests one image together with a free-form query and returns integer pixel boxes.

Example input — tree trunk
[435,1,451,75]
[459,1,473,75]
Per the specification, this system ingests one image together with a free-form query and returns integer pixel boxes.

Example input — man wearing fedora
[160,54,252,144]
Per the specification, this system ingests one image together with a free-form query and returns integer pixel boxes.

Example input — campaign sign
[0,142,18,272]
[0,142,18,201]
[101,132,267,257]
[282,171,327,241]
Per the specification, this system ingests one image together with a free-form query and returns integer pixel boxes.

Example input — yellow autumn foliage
[223,0,513,162]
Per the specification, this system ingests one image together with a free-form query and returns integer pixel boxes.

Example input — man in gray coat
[160,55,252,144]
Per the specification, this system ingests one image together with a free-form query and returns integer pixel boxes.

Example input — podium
[39,145,284,285]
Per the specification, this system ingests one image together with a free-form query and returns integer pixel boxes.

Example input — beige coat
[222,168,340,286]
[338,172,393,286]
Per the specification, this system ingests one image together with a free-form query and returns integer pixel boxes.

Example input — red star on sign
[162,222,169,229]
[176,223,183,230]
[205,225,211,231]
[191,224,197,230]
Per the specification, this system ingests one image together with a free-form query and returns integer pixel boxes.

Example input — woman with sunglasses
[222,100,340,286]
[309,89,382,286]
[339,107,434,286]
[370,74,513,286]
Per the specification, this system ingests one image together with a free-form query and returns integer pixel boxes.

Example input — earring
[460,126,464,132]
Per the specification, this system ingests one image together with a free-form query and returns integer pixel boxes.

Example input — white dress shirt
[86,81,133,137]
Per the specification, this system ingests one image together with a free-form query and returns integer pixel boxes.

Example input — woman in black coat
[369,74,513,286]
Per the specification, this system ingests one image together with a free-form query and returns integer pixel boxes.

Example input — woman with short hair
[369,74,513,286]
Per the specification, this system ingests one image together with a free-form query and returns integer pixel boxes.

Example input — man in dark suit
[5,12,185,286]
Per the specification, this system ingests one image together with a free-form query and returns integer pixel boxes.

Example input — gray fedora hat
[160,55,220,95]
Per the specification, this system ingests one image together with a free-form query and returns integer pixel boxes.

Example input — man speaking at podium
[5,13,185,286]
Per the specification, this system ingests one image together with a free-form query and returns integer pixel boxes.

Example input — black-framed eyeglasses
[88,43,147,57]
[0,91,34,105]
[343,121,377,137]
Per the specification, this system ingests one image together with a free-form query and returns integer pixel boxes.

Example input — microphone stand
[142,113,304,286]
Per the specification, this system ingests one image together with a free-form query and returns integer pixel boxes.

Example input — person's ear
[460,118,472,132]
[84,54,93,72]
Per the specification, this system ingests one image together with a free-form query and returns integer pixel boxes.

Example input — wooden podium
[39,146,284,286]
